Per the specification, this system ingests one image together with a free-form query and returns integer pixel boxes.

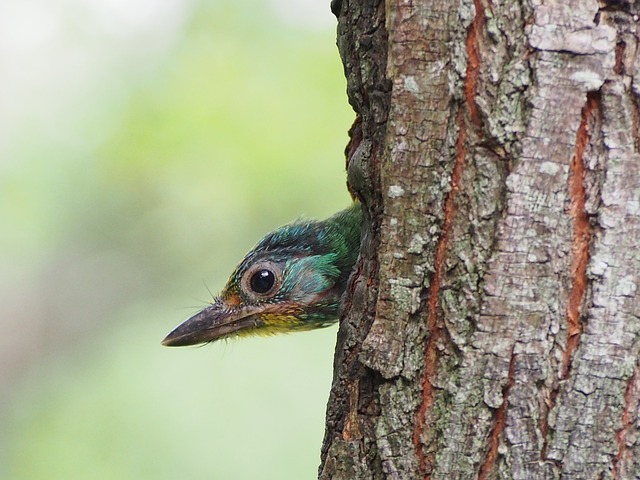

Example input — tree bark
[320,1,640,479]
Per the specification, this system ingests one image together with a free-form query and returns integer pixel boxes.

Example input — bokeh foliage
[0,1,353,478]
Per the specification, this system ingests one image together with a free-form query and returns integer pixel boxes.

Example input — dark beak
[162,301,263,347]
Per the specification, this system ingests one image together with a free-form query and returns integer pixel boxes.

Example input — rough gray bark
[320,1,640,479]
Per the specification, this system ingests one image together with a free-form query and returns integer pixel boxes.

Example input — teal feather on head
[162,203,363,346]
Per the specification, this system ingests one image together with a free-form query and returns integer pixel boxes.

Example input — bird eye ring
[242,262,281,297]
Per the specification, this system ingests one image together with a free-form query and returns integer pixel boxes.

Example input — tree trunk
[320,1,640,479]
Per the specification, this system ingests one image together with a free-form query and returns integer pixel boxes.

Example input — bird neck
[322,202,363,283]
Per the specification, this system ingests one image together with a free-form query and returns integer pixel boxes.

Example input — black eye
[249,269,276,294]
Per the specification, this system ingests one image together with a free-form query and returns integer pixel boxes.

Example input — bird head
[162,204,362,346]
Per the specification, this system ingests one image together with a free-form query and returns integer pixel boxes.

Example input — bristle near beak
[162,301,263,346]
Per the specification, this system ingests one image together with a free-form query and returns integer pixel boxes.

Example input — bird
[162,203,363,346]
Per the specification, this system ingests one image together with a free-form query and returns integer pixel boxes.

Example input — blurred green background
[0,0,353,478]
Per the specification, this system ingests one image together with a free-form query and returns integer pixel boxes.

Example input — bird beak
[161,300,263,346]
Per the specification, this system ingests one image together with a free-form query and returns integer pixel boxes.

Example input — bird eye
[249,269,276,294]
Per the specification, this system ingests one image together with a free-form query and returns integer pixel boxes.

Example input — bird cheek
[287,270,334,302]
